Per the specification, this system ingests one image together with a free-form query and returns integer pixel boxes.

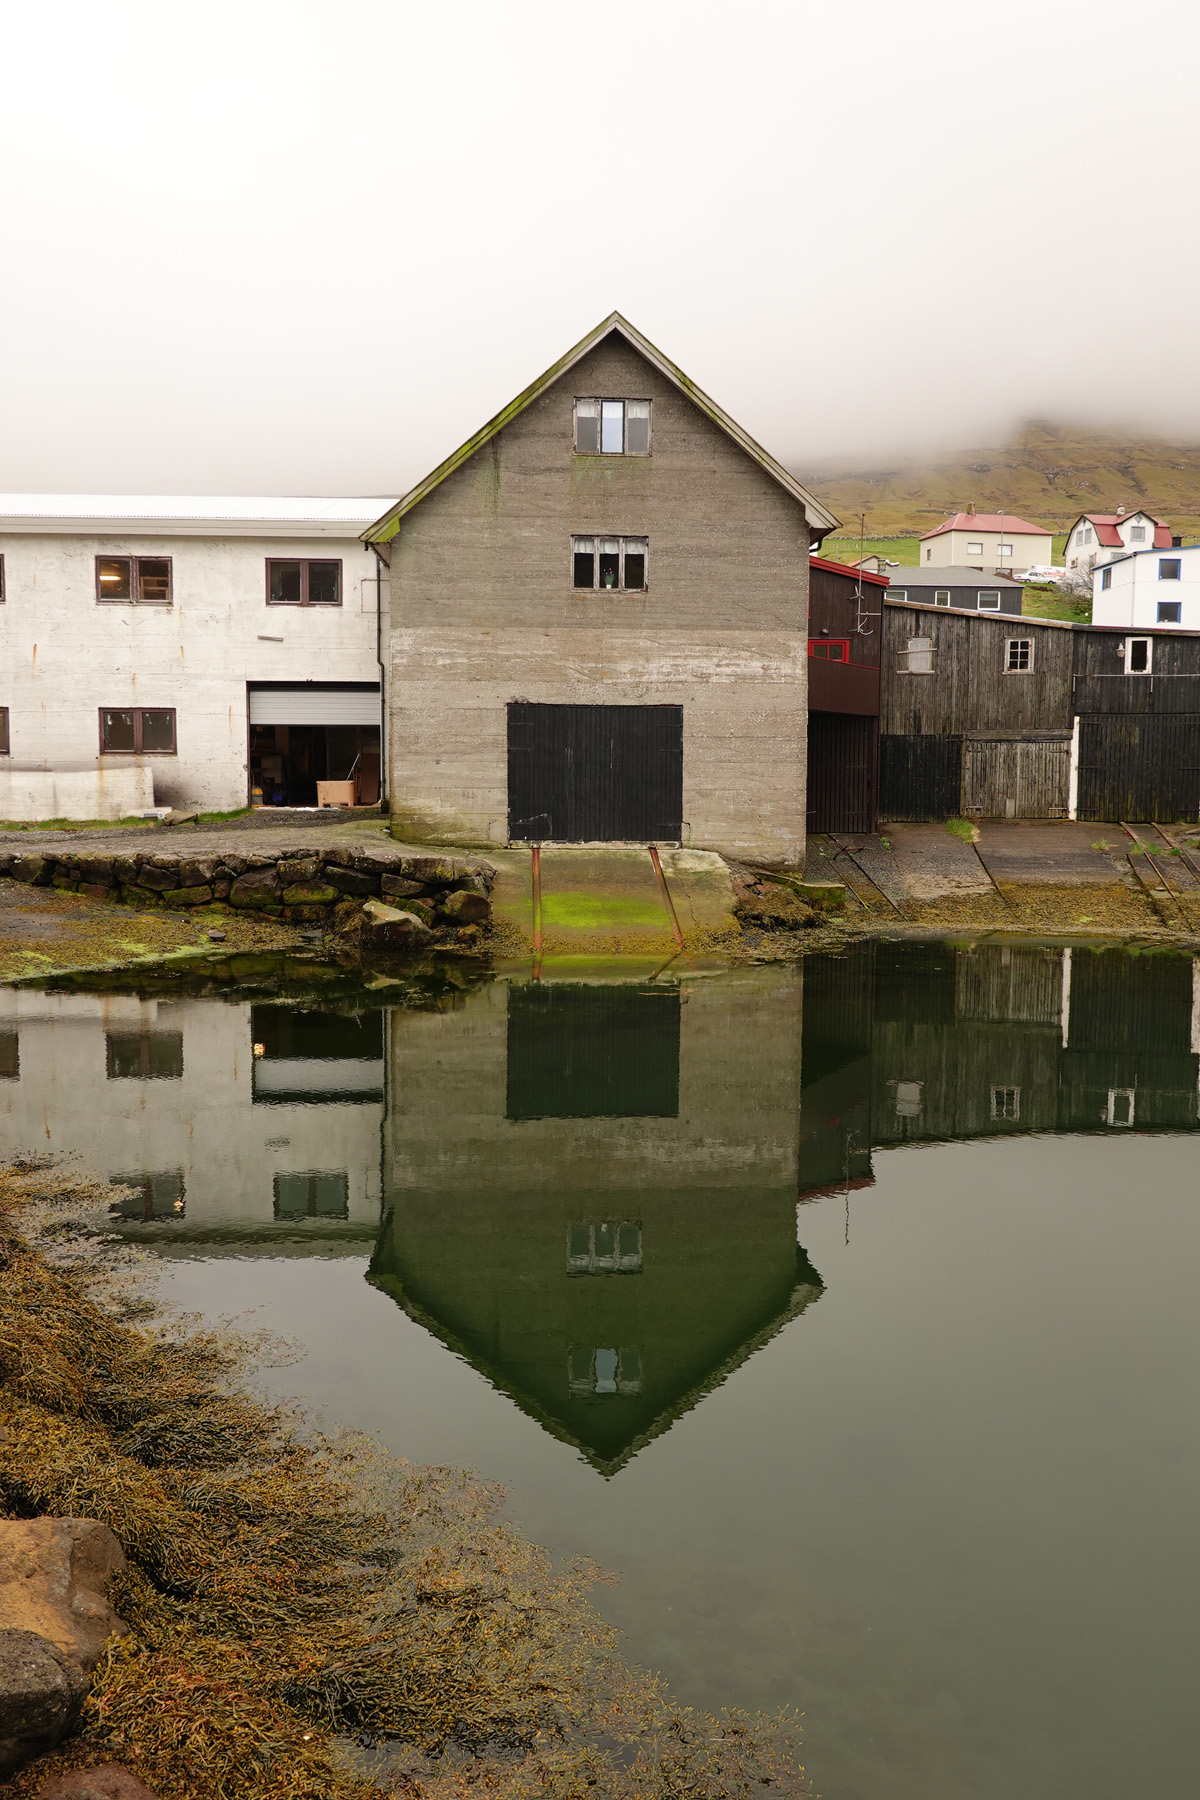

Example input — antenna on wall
[853,511,876,637]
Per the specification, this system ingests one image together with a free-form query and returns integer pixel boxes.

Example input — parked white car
[1022,565,1068,585]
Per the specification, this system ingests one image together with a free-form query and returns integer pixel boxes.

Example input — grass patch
[818,534,920,568]
[945,818,977,843]
[0,817,159,833]
[194,806,253,825]
[0,1161,809,1799]
[1024,585,1090,623]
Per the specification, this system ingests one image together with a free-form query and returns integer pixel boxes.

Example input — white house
[0,495,395,819]
[918,510,1054,576]
[1091,543,1200,630]
[1065,508,1174,573]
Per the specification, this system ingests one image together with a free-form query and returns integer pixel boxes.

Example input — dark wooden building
[805,556,885,834]
[1071,625,1200,821]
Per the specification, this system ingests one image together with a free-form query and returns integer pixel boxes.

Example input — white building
[918,510,1053,576]
[1091,543,1200,630]
[0,496,395,819]
[1064,508,1174,573]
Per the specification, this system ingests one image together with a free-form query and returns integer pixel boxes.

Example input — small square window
[1158,601,1182,624]
[903,636,933,673]
[97,557,132,601]
[996,543,1012,558]
[1006,638,1033,671]
[1129,525,1146,543]
[968,541,984,556]
[889,588,907,601]
[570,535,648,592]
[991,1085,1020,1121]
[1159,558,1182,580]
[1101,567,1112,589]
[934,589,951,605]
[95,555,172,604]
[978,590,1001,610]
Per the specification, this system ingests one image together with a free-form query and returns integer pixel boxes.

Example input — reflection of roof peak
[367,1232,824,1479]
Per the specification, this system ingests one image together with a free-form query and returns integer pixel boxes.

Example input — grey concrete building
[365,314,837,866]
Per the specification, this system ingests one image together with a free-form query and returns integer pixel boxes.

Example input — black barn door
[807,712,879,834]
[507,703,683,842]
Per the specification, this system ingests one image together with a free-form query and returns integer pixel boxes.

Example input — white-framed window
[1101,566,1113,589]
[1124,636,1152,674]
[934,588,950,605]
[997,543,1013,558]
[574,398,651,455]
[968,540,984,556]
[567,1222,642,1274]
[1006,638,1033,672]
[572,535,648,591]
[978,590,1001,610]
[901,637,933,674]
[925,547,932,562]
[1129,525,1146,543]
[1107,1087,1135,1127]
[991,1085,1020,1121]
[889,588,908,601]
[1083,527,1094,544]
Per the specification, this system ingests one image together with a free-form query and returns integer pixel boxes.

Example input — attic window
[1130,525,1146,543]
[572,536,648,591]
[574,398,651,456]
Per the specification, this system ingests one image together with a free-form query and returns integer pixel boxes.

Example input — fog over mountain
[2,0,1199,495]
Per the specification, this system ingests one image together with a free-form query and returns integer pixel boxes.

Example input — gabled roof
[920,511,1050,540]
[364,312,838,544]
[1067,509,1172,548]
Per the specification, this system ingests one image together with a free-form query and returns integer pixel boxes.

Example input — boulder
[281,884,340,907]
[324,866,377,896]
[136,866,178,893]
[9,855,50,885]
[80,884,115,902]
[442,889,490,924]
[172,885,214,907]
[112,858,141,886]
[77,858,114,885]
[0,1519,131,1671]
[278,857,321,884]
[380,874,428,899]
[177,859,218,889]
[229,868,281,908]
[361,900,432,949]
[38,1764,164,1799]
[0,1628,88,1776]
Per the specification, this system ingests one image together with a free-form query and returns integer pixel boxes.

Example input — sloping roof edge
[363,312,839,544]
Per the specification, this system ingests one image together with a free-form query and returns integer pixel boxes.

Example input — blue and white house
[1091,543,1200,631]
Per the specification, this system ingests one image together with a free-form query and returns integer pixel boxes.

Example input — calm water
[3,943,1199,1799]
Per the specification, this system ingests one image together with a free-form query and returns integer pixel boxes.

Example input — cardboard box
[316,780,356,809]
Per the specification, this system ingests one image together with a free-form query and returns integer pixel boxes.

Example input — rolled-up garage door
[248,684,379,726]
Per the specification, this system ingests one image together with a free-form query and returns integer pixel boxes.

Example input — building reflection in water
[370,969,823,1476]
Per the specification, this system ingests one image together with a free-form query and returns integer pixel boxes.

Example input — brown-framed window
[0,708,8,755]
[571,535,648,591]
[95,556,173,604]
[105,1031,184,1081]
[100,707,177,753]
[266,559,342,606]
[574,398,651,455]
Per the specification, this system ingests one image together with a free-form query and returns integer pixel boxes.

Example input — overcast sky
[2,0,1198,496]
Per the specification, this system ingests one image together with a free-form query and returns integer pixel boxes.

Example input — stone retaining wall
[0,845,494,931]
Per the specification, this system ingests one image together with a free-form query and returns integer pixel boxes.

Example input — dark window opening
[105,1030,184,1081]
[0,554,5,602]
[0,707,8,755]
[570,535,648,592]
[267,559,342,606]
[95,556,173,604]
[507,983,680,1119]
[574,397,651,456]
[1159,559,1182,580]
[100,707,176,754]
[0,1030,18,1079]
[109,1170,186,1222]
[1128,638,1150,673]
[1158,601,1182,624]
[273,1171,349,1220]
[249,722,380,807]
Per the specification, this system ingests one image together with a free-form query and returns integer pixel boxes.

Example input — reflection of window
[894,1079,922,1117]
[250,1005,384,1104]
[273,1171,349,1220]
[1107,1088,1135,1127]
[568,1221,642,1274]
[507,984,680,1120]
[100,707,176,753]
[0,1030,18,1079]
[266,559,342,606]
[109,1170,186,1222]
[105,1031,183,1080]
[571,535,648,591]
[568,1346,643,1396]
[991,1085,1020,1121]
[95,555,172,604]
[574,398,651,455]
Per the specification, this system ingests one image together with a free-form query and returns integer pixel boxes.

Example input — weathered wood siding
[806,712,878,834]
[882,601,1073,736]
[1073,627,1200,715]
[962,734,1071,819]
[1076,716,1200,822]
[879,734,962,821]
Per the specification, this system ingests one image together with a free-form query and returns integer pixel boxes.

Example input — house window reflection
[273,1171,349,1219]
[568,1346,643,1396]
[0,1030,18,1079]
[109,1170,186,1222]
[105,1031,184,1080]
[567,1221,642,1274]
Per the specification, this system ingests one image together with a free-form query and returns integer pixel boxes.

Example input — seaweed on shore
[0,1159,809,1799]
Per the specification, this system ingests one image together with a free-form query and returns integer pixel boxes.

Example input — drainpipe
[372,547,389,805]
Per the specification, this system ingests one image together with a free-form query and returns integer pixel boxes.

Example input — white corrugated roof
[0,494,396,524]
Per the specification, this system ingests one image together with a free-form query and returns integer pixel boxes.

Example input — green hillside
[799,421,1200,540]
